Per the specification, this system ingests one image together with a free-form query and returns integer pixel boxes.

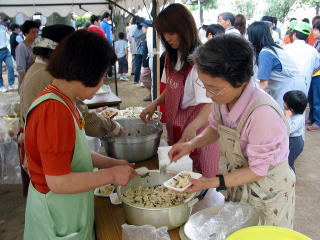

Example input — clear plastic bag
[0,92,20,117]
[189,202,256,240]
[122,224,170,240]
[0,118,21,184]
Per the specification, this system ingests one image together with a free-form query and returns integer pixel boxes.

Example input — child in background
[283,90,308,172]
[114,32,129,81]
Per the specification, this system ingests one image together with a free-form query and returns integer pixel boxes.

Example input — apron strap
[236,100,290,135]
[215,103,223,125]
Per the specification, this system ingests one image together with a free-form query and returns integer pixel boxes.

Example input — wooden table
[95,156,225,240]
[84,92,122,109]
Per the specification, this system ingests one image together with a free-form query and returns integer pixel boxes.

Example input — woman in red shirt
[24,30,137,240]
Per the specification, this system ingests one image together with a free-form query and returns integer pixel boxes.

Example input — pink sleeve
[243,105,289,176]
[208,103,218,131]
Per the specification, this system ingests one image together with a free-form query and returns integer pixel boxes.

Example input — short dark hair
[313,19,320,30]
[206,24,225,37]
[118,32,125,39]
[9,23,20,31]
[90,15,100,24]
[102,11,110,19]
[283,90,307,114]
[192,34,254,88]
[33,24,75,60]
[47,30,117,87]
[302,18,310,23]
[21,20,39,35]
[295,31,308,41]
[219,12,236,26]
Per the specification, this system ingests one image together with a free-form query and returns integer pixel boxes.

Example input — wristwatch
[216,174,227,191]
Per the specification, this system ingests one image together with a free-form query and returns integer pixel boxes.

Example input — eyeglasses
[195,78,228,96]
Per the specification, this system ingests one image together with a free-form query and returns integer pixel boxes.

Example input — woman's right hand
[140,103,157,123]
[168,142,194,162]
[110,165,137,186]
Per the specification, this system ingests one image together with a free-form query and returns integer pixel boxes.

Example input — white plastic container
[163,171,202,192]
[157,146,193,173]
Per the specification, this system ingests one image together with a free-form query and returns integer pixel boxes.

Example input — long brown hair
[154,3,201,72]
[235,14,246,36]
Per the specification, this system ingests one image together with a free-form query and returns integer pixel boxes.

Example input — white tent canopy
[0,0,174,18]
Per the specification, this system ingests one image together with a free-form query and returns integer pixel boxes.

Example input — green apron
[24,93,94,240]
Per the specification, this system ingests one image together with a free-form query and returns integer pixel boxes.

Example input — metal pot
[117,170,199,230]
[101,119,163,162]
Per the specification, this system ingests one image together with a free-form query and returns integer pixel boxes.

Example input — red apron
[164,59,220,177]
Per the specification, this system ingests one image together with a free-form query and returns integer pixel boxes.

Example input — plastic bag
[0,118,21,184]
[189,202,256,240]
[122,224,170,240]
[0,92,20,117]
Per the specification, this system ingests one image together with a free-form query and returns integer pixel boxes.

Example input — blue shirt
[258,50,282,80]
[100,20,112,44]
[133,28,146,55]
[288,114,305,137]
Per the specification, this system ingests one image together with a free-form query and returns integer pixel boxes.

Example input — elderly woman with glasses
[169,34,295,228]
[140,3,220,177]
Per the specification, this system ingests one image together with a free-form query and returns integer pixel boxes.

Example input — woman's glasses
[195,78,228,96]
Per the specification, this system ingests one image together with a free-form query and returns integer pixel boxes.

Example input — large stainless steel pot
[101,119,163,162]
[117,170,199,230]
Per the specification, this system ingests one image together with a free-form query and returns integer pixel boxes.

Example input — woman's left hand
[184,177,215,193]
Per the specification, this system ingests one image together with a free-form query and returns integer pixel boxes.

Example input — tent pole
[151,0,158,100]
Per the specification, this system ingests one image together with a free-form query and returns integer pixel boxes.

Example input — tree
[231,0,258,19]
[186,0,219,25]
[264,0,296,22]
[298,0,320,15]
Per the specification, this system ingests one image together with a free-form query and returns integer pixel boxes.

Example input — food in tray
[100,108,118,119]
[99,184,115,195]
[170,173,191,188]
[164,171,202,192]
[123,185,192,208]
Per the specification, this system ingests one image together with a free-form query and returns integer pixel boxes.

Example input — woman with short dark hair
[16,20,39,84]
[140,3,220,177]
[206,24,225,40]
[23,30,137,240]
[169,34,295,228]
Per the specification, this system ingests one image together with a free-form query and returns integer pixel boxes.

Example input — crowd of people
[0,3,319,238]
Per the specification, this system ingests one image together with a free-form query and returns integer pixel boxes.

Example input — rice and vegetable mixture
[123,185,192,208]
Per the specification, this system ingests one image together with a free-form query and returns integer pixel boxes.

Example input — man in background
[0,17,15,92]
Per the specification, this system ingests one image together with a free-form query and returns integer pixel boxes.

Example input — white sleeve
[161,68,166,83]
[192,67,212,104]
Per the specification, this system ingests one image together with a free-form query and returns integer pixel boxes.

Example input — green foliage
[186,0,218,11]
[75,16,90,26]
[231,0,257,19]
[297,0,320,14]
[264,0,296,22]
[298,0,320,7]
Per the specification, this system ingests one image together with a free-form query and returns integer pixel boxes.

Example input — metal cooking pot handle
[154,110,162,120]
[151,120,163,131]
[187,198,199,207]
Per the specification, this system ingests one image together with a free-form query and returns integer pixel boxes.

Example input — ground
[0,77,319,239]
